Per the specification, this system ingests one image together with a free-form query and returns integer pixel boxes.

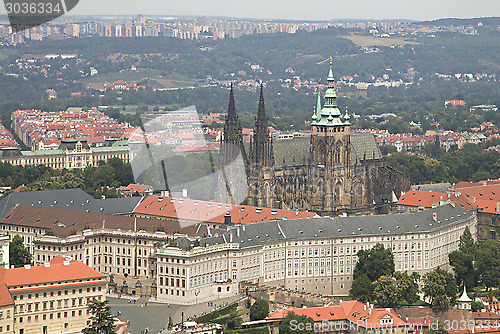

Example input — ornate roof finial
[328,57,335,82]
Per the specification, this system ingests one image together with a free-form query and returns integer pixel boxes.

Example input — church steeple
[311,91,321,123]
[250,84,274,169]
[227,82,237,122]
[256,84,267,124]
[314,58,350,127]
[220,83,247,167]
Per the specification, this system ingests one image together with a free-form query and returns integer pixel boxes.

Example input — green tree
[459,227,477,256]
[476,240,500,290]
[428,321,449,334]
[373,275,398,308]
[471,301,484,312]
[449,227,477,290]
[349,274,373,302]
[226,313,243,330]
[9,235,32,268]
[394,271,420,305]
[353,243,395,282]
[279,312,314,334]
[250,299,269,321]
[83,299,115,334]
[422,268,457,310]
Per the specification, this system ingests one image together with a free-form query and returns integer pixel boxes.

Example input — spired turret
[308,59,352,212]
[311,58,350,127]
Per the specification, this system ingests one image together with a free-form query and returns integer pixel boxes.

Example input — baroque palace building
[0,139,129,169]
[152,203,476,304]
[219,62,409,215]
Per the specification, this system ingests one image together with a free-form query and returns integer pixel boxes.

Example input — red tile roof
[268,305,346,322]
[0,283,13,307]
[0,257,105,287]
[268,301,406,328]
[397,190,450,208]
[1,205,200,238]
[134,195,317,225]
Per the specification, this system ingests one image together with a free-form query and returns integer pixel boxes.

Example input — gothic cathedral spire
[220,83,247,167]
[217,83,249,205]
[250,84,274,169]
[248,84,275,208]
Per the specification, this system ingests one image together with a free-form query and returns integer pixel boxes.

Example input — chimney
[182,189,188,197]
[364,305,367,311]
[224,212,232,226]
[433,213,437,222]
[496,201,499,214]
[44,262,50,268]
[237,228,240,238]
[24,264,31,269]
[472,197,476,204]
[63,260,70,266]
[368,308,372,315]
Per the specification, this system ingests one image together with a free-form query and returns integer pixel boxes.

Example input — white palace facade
[152,204,477,304]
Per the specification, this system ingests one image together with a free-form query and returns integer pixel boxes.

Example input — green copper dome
[311,60,350,127]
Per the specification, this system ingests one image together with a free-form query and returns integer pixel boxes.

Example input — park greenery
[83,299,115,334]
[0,158,134,198]
[385,138,500,185]
[9,235,32,268]
[449,227,500,292]
[349,235,500,310]
[250,299,270,321]
[278,312,315,334]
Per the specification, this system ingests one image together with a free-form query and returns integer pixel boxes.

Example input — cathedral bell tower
[248,85,275,208]
[309,59,351,212]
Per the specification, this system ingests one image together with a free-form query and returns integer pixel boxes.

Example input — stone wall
[240,282,342,308]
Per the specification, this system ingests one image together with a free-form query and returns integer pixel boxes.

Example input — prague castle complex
[219,62,408,214]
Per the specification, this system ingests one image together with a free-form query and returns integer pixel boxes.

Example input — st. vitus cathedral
[218,62,408,215]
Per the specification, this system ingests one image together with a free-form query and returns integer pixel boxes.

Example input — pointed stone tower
[248,85,275,207]
[308,59,351,212]
[220,83,247,168]
[217,84,248,204]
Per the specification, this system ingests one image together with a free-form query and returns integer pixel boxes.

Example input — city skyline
[1,0,498,21]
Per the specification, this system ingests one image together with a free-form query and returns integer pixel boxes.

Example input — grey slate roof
[411,183,452,193]
[254,133,382,168]
[201,204,473,249]
[0,189,143,218]
[273,138,310,167]
[350,132,382,164]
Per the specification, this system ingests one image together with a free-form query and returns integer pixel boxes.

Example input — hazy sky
[66,0,498,21]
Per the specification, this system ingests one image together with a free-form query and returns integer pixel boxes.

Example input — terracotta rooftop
[0,205,200,238]
[0,283,13,307]
[397,190,450,208]
[268,301,406,328]
[0,256,105,287]
[133,195,317,225]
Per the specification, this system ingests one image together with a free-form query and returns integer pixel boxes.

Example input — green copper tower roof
[311,58,350,127]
